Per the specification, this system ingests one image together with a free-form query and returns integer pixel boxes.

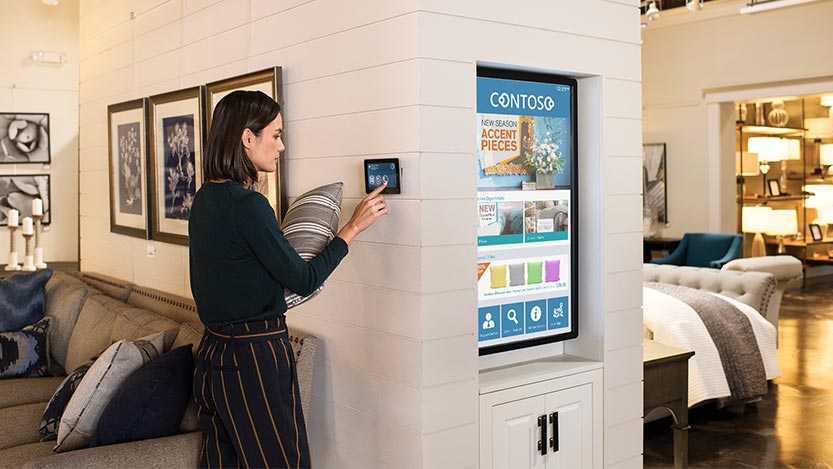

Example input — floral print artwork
[117,123,142,215]
[0,114,50,163]
[162,115,196,221]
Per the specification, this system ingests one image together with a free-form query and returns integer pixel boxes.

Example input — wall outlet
[146,244,156,258]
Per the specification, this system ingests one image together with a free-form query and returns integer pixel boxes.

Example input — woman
[189,90,387,468]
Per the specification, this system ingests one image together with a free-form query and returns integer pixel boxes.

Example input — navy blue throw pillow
[0,317,50,378]
[91,344,194,447]
[0,269,52,332]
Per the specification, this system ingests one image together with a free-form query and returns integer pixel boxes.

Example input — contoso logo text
[489,92,555,111]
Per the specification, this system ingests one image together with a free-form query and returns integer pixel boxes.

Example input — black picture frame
[148,86,206,246]
[643,143,668,223]
[205,67,286,221]
[0,113,50,164]
[809,223,823,241]
[768,179,781,197]
[0,174,51,225]
[107,98,151,239]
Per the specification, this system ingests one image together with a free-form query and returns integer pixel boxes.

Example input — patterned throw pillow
[0,269,52,332]
[39,357,96,441]
[0,317,50,379]
[280,182,343,309]
[54,330,167,452]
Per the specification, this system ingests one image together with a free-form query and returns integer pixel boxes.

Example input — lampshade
[820,144,833,166]
[805,117,833,139]
[766,210,797,236]
[645,1,660,20]
[783,138,801,160]
[804,184,833,208]
[736,151,760,176]
[742,206,772,233]
[822,95,833,107]
[816,207,833,224]
[747,137,784,162]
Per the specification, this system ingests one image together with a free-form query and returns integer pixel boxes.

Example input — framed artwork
[205,67,286,220]
[643,143,668,223]
[0,175,50,225]
[768,179,781,197]
[107,99,150,239]
[809,223,823,241]
[0,113,50,163]
[148,86,205,246]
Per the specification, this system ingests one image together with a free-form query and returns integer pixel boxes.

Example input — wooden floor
[644,280,833,468]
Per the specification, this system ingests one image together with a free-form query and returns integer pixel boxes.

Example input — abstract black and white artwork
[162,115,196,220]
[643,143,668,223]
[0,113,50,164]
[0,175,50,226]
[108,98,149,239]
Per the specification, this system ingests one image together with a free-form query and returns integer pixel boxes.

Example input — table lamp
[748,137,784,194]
[820,144,833,176]
[766,209,797,254]
[742,206,772,257]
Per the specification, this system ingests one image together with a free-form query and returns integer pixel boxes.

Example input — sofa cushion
[76,272,133,301]
[0,440,54,467]
[0,403,48,451]
[172,322,204,360]
[44,272,99,371]
[126,286,199,325]
[64,294,179,372]
[39,358,96,441]
[92,345,194,447]
[280,181,343,309]
[0,269,52,332]
[55,331,167,452]
[0,377,64,410]
[0,318,50,379]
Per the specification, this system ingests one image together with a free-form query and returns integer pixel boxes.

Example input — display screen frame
[364,157,401,194]
[476,66,579,356]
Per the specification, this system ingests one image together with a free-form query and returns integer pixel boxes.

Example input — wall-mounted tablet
[364,158,401,194]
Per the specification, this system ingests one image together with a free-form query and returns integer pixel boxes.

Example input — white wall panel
[605,270,642,313]
[422,334,477,387]
[133,0,182,37]
[605,308,643,351]
[421,290,476,341]
[604,419,643,467]
[606,194,643,234]
[183,0,248,45]
[605,117,643,157]
[419,153,477,200]
[422,244,476,294]
[605,345,643,389]
[605,156,642,196]
[134,19,183,63]
[421,199,477,247]
[181,26,249,76]
[422,379,477,434]
[606,233,644,273]
[422,424,478,469]
[605,79,643,119]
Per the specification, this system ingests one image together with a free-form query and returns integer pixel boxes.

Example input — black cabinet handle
[549,412,559,452]
[537,414,548,455]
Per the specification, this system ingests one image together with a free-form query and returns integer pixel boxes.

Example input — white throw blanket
[643,287,782,407]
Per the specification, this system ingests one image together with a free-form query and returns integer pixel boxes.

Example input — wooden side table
[643,340,695,469]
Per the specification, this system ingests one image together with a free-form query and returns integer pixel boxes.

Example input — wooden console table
[644,340,694,469]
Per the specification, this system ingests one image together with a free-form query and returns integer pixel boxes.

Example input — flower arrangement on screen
[524,118,566,175]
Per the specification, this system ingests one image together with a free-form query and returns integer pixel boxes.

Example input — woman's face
[244,113,284,173]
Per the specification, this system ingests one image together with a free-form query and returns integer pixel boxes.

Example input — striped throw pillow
[281,182,343,309]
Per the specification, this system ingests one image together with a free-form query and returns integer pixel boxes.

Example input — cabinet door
[545,383,593,469]
[491,394,548,469]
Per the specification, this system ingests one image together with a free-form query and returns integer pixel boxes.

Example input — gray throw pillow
[509,263,526,286]
[280,182,343,309]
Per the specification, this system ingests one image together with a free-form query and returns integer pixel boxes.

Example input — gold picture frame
[107,98,150,239]
[205,67,286,221]
[148,86,206,246]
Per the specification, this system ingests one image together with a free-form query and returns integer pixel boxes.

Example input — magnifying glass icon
[507,309,518,324]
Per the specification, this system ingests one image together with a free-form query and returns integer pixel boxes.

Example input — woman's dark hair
[203,90,281,186]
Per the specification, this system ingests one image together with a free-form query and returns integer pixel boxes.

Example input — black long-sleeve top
[188,181,348,328]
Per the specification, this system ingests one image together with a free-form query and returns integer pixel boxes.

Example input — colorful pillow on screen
[0,269,52,332]
[92,345,194,447]
[280,182,343,309]
[508,263,526,286]
[55,331,167,452]
[39,357,96,441]
[545,260,561,283]
[527,261,544,284]
[490,265,507,289]
[0,317,50,379]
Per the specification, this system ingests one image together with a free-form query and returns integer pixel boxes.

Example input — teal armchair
[651,233,743,269]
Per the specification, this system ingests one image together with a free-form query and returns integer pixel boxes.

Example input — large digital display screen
[476,67,578,355]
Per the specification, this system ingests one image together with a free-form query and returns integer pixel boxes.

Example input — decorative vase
[738,103,747,123]
[535,171,555,190]
[768,100,789,127]
[755,102,765,125]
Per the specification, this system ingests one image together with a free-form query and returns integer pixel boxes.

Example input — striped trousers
[194,316,310,469]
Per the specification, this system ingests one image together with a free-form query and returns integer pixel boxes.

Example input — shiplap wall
[79,0,643,467]
[0,0,79,263]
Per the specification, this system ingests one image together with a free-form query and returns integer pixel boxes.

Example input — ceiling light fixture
[42,0,59,5]
[686,0,704,11]
[645,1,661,21]
[740,0,818,14]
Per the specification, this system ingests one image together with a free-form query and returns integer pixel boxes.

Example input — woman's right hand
[337,183,388,246]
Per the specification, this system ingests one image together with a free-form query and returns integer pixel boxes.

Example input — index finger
[367,182,387,197]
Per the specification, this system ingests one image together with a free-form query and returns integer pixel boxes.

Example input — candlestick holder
[21,231,35,272]
[4,225,20,271]
[33,214,47,269]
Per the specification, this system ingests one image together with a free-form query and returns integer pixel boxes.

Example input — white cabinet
[480,360,602,469]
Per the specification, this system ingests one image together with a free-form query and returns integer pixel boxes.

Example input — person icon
[482,312,495,330]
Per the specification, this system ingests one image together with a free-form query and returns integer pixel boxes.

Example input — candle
[32,199,43,217]
[7,209,18,227]
[22,217,33,235]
